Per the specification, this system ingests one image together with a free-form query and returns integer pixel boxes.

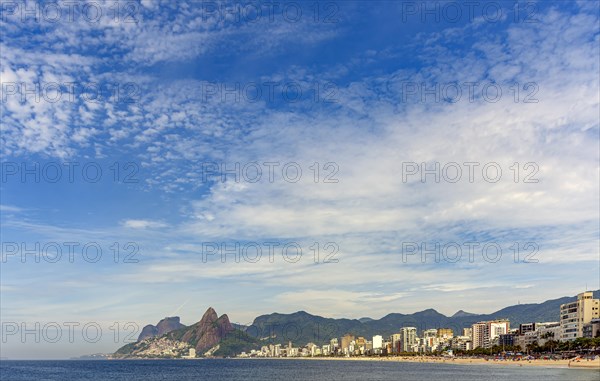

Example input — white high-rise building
[372,335,383,351]
[330,337,339,351]
[471,320,510,349]
[399,327,417,352]
[422,329,439,352]
[487,321,509,347]
[560,291,600,341]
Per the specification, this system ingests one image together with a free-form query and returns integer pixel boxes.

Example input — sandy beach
[251,355,600,370]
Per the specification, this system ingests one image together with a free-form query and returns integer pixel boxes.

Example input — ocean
[0,359,598,381]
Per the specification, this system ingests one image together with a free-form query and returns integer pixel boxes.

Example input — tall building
[471,322,486,349]
[519,322,536,335]
[487,320,510,347]
[355,337,367,354]
[422,329,439,352]
[330,338,339,353]
[372,335,383,351]
[399,327,417,352]
[437,328,454,339]
[451,336,472,351]
[583,318,600,338]
[536,323,561,345]
[390,333,401,353]
[341,334,354,354]
[471,320,510,349]
[498,334,514,347]
[560,291,600,340]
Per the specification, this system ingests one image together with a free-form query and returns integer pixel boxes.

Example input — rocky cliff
[114,307,255,358]
[137,316,185,341]
[171,307,234,353]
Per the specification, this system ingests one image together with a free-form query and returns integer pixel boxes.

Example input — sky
[0,0,599,359]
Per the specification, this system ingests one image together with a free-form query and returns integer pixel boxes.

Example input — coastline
[236,356,600,370]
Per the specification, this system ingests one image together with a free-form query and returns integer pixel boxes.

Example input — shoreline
[236,355,600,370]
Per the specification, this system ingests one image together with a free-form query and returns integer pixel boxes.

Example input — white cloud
[121,219,167,229]
[0,204,23,212]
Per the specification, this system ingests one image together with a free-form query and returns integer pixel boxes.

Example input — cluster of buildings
[506,291,600,350]
[130,337,192,358]
[238,291,600,358]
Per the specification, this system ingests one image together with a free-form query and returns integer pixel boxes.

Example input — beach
[255,355,600,370]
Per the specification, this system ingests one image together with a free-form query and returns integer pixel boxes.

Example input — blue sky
[1,1,599,359]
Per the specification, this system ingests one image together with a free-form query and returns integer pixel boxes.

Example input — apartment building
[560,291,600,340]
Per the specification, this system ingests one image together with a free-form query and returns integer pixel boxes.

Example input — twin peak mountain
[115,307,256,358]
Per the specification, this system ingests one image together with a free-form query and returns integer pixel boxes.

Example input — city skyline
[113,291,600,359]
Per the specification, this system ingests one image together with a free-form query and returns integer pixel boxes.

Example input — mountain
[114,308,258,358]
[168,307,234,354]
[138,316,185,341]
[248,290,600,345]
[113,291,599,357]
[452,310,476,318]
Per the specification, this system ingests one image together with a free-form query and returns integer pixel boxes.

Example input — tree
[526,341,540,354]
[514,345,522,352]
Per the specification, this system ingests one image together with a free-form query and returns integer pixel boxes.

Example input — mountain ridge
[247,290,600,346]
[114,307,258,358]
[114,290,599,357]
[137,316,185,341]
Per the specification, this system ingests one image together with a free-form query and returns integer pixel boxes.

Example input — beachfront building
[498,333,514,348]
[486,320,510,348]
[399,327,418,352]
[182,348,196,358]
[437,328,454,339]
[421,329,439,352]
[355,337,367,354]
[519,322,537,335]
[384,340,392,354]
[471,320,510,349]
[450,335,472,351]
[390,333,401,353]
[560,291,600,341]
[471,322,486,349]
[330,338,339,354]
[341,334,354,355]
[372,335,383,353]
[583,318,600,338]
[514,321,560,349]
[537,323,561,345]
